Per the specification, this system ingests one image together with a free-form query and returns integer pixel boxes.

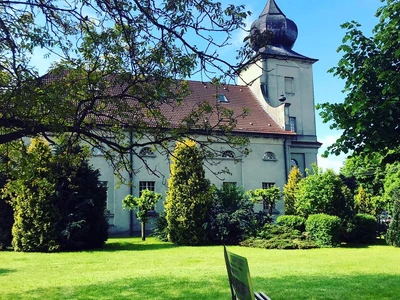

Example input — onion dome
[250,0,298,51]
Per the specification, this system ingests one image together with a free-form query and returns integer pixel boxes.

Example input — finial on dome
[250,0,298,52]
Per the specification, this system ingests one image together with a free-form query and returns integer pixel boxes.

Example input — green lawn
[1,237,399,300]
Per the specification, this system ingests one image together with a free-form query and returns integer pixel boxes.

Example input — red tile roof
[171,80,294,136]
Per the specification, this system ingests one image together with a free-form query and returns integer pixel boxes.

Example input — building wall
[90,135,291,235]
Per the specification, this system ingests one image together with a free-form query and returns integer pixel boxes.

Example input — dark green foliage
[306,214,342,247]
[386,194,400,247]
[317,1,400,159]
[0,173,13,249]
[345,214,377,244]
[240,224,318,250]
[165,140,213,245]
[276,215,306,232]
[55,146,108,250]
[152,211,169,242]
[204,184,258,245]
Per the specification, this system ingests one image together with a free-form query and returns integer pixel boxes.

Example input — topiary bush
[306,214,342,247]
[240,224,318,250]
[345,214,377,244]
[165,140,213,245]
[276,215,306,232]
[204,184,258,245]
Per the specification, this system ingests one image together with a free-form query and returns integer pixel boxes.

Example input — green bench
[224,245,271,300]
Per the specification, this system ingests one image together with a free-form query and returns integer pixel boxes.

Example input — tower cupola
[250,0,298,51]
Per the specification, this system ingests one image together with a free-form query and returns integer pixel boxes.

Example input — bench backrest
[224,245,255,300]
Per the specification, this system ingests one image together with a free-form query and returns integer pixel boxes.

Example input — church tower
[238,0,321,174]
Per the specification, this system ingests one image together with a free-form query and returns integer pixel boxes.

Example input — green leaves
[318,0,400,159]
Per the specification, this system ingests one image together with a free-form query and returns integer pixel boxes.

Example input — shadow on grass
[0,268,14,276]
[340,238,389,249]
[3,273,400,300]
[92,238,178,252]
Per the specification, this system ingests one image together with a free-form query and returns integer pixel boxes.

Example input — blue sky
[227,0,383,172]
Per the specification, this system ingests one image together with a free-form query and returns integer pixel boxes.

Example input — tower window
[289,117,297,132]
[284,77,294,94]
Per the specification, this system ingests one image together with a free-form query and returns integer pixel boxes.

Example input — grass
[1,237,399,299]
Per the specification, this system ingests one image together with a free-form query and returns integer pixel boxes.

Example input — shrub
[165,140,213,245]
[4,139,60,252]
[240,224,318,250]
[346,214,377,244]
[295,166,353,219]
[283,166,302,215]
[204,184,258,245]
[276,215,306,232]
[0,174,13,249]
[386,194,400,247]
[152,212,169,242]
[54,144,109,250]
[306,214,342,247]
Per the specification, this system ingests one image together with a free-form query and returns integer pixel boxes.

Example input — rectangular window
[139,181,156,211]
[223,182,237,188]
[139,181,155,196]
[284,77,294,94]
[289,117,297,132]
[262,182,275,189]
[261,182,275,211]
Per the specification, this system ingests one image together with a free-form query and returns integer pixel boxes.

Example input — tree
[317,0,400,160]
[295,165,353,219]
[386,189,400,247]
[54,142,109,250]
[123,189,162,241]
[354,186,375,216]
[0,0,253,174]
[283,166,302,215]
[248,186,281,216]
[164,139,213,245]
[3,138,60,252]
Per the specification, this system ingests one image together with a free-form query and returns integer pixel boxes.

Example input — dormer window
[139,147,155,157]
[217,93,229,103]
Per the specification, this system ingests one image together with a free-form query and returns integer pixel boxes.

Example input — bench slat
[255,292,272,300]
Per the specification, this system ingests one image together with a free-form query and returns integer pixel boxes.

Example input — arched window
[290,159,299,169]
[221,150,235,159]
[263,152,276,161]
[139,147,155,157]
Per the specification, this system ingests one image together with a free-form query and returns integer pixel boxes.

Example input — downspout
[129,130,134,236]
[283,138,288,180]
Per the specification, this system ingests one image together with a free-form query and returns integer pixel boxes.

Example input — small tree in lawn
[123,189,162,241]
[283,166,302,215]
[248,186,281,216]
[355,185,375,215]
[165,139,213,245]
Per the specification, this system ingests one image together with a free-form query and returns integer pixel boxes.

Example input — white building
[92,0,321,235]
